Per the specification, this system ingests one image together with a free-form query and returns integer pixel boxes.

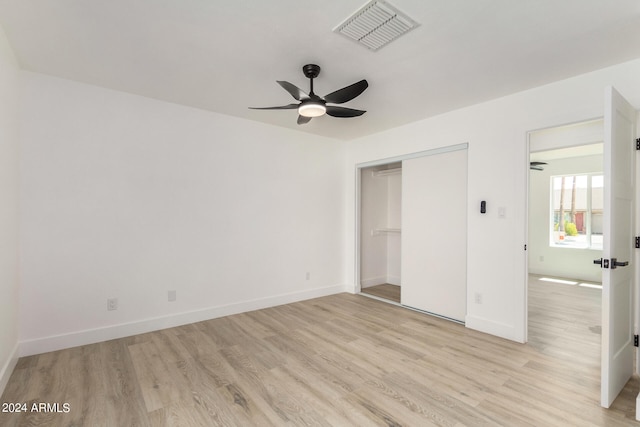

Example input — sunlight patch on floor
[539,277,578,285]
[578,283,603,289]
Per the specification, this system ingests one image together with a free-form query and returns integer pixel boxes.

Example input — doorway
[527,88,638,408]
[359,162,402,303]
[527,121,604,380]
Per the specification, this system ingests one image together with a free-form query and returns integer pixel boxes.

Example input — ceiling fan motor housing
[302,64,321,79]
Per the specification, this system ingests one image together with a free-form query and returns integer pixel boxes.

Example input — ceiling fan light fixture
[249,64,368,125]
[299,102,326,117]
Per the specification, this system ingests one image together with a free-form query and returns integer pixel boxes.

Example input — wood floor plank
[148,398,215,427]
[382,369,499,425]
[361,283,401,303]
[2,275,639,425]
[100,339,151,427]
[128,340,192,412]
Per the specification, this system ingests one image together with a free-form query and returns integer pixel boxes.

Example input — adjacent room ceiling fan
[249,64,368,125]
[530,161,547,171]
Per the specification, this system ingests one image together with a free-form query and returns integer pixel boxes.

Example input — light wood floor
[361,283,401,303]
[1,280,638,426]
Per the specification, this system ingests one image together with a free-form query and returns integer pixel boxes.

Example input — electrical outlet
[168,290,176,302]
[474,293,482,304]
[107,298,118,311]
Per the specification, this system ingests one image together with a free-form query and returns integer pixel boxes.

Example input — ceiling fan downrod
[302,64,321,96]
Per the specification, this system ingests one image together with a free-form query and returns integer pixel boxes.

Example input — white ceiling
[1,0,640,140]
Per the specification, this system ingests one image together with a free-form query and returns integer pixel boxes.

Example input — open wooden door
[600,86,637,408]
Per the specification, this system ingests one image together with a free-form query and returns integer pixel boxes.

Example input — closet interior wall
[360,163,402,289]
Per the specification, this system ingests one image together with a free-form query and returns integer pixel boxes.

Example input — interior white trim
[386,275,400,286]
[0,342,19,396]
[360,276,388,288]
[356,143,469,169]
[465,314,520,343]
[19,284,346,357]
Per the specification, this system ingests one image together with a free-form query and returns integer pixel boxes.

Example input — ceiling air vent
[333,0,419,51]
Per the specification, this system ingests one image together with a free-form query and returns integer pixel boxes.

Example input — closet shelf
[371,228,401,236]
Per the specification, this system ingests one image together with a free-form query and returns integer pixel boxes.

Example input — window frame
[549,172,603,250]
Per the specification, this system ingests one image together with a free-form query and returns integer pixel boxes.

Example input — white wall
[359,167,389,287]
[345,59,640,343]
[19,72,347,355]
[386,172,401,284]
[528,154,603,282]
[0,24,20,395]
[11,54,640,360]
[359,166,401,287]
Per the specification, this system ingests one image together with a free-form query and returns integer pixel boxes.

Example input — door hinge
[634,335,639,347]
[636,138,640,150]
[636,236,640,249]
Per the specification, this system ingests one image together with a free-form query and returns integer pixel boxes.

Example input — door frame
[354,143,468,295]
[525,116,604,344]
[523,113,640,402]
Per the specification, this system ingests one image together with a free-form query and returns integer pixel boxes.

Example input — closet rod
[371,228,401,236]
[372,167,402,177]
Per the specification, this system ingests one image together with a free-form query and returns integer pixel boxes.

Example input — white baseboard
[386,275,401,286]
[361,276,389,288]
[465,314,521,343]
[0,342,19,397]
[636,393,640,421]
[346,284,358,294]
[19,284,346,357]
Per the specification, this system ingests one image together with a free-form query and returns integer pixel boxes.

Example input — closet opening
[355,143,468,323]
[359,162,402,303]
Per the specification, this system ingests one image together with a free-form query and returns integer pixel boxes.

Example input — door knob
[594,258,610,268]
[594,258,603,266]
[611,258,629,269]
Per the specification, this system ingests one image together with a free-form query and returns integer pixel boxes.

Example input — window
[550,174,603,249]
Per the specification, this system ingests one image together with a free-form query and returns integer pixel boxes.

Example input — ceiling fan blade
[323,80,368,104]
[326,105,366,118]
[249,103,299,110]
[529,161,547,171]
[297,115,312,125]
[277,81,309,101]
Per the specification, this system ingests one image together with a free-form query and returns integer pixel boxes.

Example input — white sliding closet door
[401,147,467,322]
